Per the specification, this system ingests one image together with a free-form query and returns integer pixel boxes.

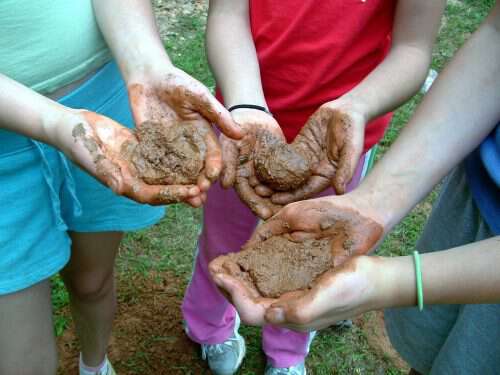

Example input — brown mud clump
[127,121,206,185]
[217,236,334,298]
[253,132,312,191]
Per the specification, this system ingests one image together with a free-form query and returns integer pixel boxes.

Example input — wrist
[39,103,73,147]
[228,104,270,114]
[336,92,372,125]
[122,50,174,84]
[374,255,417,309]
[348,184,400,234]
[45,107,88,156]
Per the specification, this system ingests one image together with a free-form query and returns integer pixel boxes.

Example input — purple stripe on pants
[182,154,366,368]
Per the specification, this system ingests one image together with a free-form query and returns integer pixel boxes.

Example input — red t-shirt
[230,0,396,151]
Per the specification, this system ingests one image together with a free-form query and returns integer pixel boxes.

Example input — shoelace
[201,335,239,360]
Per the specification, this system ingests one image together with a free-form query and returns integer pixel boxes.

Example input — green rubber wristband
[413,250,424,311]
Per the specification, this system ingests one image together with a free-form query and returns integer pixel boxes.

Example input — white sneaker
[79,355,116,375]
[265,362,306,375]
[200,315,246,375]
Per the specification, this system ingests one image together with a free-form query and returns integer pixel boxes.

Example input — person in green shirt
[0,1,242,374]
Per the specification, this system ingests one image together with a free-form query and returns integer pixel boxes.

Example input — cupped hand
[210,193,384,325]
[209,255,276,326]
[225,108,285,219]
[63,110,200,205]
[271,99,366,205]
[128,65,243,202]
[249,195,383,266]
[265,256,384,331]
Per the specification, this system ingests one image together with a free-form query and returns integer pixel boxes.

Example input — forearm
[342,0,445,122]
[355,6,500,230]
[0,74,74,149]
[92,0,171,83]
[343,46,431,123]
[207,0,267,108]
[378,236,500,308]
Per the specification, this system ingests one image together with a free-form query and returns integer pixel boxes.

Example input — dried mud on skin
[127,120,206,185]
[219,236,335,298]
[57,272,210,375]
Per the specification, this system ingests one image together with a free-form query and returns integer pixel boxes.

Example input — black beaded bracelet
[228,104,270,114]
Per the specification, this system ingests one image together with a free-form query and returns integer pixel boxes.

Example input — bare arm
[207,0,267,109]
[355,1,500,231]
[212,2,500,327]
[92,0,242,138]
[263,237,500,331]
[206,0,285,218]
[273,0,446,199]
[342,0,446,122]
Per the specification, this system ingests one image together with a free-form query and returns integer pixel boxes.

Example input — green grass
[51,2,494,373]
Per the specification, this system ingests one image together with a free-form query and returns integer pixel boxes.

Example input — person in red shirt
[182,1,445,374]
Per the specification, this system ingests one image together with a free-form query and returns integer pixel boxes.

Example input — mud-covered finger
[271,175,330,204]
[201,129,222,181]
[249,175,260,188]
[194,91,244,140]
[220,137,238,188]
[186,194,204,208]
[235,177,274,219]
[246,215,290,246]
[255,184,273,197]
[129,183,200,205]
[197,174,212,193]
[326,112,363,194]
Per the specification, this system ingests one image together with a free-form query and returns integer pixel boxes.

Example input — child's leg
[60,231,123,367]
[0,280,58,375]
[262,153,367,367]
[182,183,259,344]
[57,60,165,369]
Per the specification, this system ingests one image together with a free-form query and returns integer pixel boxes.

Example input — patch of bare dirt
[356,311,410,372]
[57,272,210,374]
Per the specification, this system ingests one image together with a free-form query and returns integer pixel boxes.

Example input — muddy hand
[248,194,384,267]
[272,101,365,204]
[209,255,275,326]
[128,65,243,139]
[229,109,284,219]
[265,256,382,331]
[128,66,236,202]
[69,111,200,205]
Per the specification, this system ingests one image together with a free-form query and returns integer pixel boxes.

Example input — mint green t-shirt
[0,0,112,95]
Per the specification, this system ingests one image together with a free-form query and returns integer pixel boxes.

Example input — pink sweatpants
[182,153,367,368]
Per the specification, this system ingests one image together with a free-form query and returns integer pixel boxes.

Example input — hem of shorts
[0,251,70,295]
[67,210,165,233]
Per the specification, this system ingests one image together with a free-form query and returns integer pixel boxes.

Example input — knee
[63,269,115,303]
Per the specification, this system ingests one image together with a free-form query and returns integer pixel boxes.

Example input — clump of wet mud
[217,236,334,298]
[253,132,312,191]
[125,121,206,185]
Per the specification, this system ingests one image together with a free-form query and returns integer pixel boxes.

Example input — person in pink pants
[182,0,444,374]
[182,154,367,367]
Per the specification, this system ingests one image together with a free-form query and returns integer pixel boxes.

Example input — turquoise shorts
[0,61,165,295]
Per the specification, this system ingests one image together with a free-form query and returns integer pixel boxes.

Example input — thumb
[265,307,286,324]
[326,111,363,194]
[194,92,244,140]
[220,137,238,188]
